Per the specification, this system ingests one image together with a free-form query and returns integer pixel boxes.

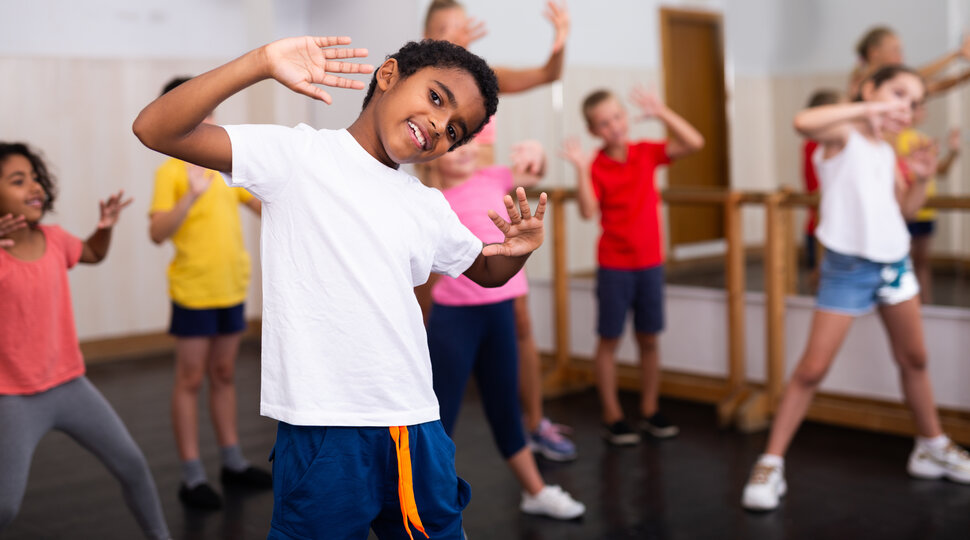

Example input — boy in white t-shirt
[134,36,547,539]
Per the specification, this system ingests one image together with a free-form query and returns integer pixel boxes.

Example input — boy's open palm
[631,85,663,120]
[483,187,547,257]
[263,36,374,104]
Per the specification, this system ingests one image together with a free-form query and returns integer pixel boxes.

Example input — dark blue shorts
[168,302,245,337]
[268,421,470,539]
[596,266,665,339]
[907,220,936,237]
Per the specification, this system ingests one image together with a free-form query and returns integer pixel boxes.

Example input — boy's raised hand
[544,0,571,54]
[97,190,134,230]
[0,213,27,248]
[559,137,593,170]
[187,164,213,197]
[630,85,664,120]
[263,36,374,104]
[483,187,547,257]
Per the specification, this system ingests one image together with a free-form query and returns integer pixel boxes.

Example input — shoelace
[537,420,573,444]
[750,463,777,485]
[944,442,970,461]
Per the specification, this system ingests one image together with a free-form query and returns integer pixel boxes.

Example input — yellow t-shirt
[150,158,254,308]
[895,128,937,223]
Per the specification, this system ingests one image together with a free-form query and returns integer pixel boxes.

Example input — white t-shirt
[222,125,482,426]
[814,129,910,263]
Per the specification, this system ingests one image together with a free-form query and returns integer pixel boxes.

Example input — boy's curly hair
[362,39,499,148]
[0,142,57,213]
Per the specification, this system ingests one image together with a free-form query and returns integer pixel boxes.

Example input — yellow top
[150,158,254,308]
[895,128,937,223]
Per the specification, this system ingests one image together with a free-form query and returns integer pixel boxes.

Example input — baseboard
[554,356,970,446]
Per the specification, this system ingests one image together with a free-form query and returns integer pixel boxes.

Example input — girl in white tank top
[742,65,970,512]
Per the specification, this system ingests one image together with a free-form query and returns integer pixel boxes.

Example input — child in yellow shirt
[148,77,267,510]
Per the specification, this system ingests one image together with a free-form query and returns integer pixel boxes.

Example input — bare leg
[514,295,544,433]
[172,337,211,461]
[878,298,942,438]
[636,333,660,417]
[764,311,854,456]
[506,446,545,496]
[594,337,623,424]
[207,333,243,448]
[910,234,933,304]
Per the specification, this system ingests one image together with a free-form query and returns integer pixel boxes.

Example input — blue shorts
[907,220,936,237]
[268,421,470,540]
[169,301,245,337]
[596,266,665,338]
[816,249,919,316]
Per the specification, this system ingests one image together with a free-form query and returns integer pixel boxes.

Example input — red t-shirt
[802,139,820,233]
[591,141,671,269]
[0,225,85,395]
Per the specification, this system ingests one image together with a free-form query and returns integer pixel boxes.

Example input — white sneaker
[741,459,787,511]
[520,485,585,520]
[908,439,970,484]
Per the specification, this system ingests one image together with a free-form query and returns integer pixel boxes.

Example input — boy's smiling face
[373,62,487,167]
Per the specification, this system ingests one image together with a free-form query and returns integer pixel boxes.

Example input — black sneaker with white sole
[640,412,679,439]
[602,420,641,446]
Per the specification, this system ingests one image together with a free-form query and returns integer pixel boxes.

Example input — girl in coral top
[0,142,169,539]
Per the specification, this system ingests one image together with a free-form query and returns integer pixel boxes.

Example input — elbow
[692,134,706,152]
[132,112,160,151]
[792,115,810,137]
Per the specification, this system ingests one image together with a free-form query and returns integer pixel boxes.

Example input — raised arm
[920,35,970,80]
[492,1,569,94]
[630,87,704,159]
[149,164,212,244]
[81,190,133,264]
[463,187,546,287]
[560,137,596,219]
[793,101,910,149]
[936,128,961,177]
[132,36,372,172]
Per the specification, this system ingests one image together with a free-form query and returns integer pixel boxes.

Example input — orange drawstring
[389,426,428,540]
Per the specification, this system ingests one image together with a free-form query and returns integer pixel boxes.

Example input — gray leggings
[0,376,169,540]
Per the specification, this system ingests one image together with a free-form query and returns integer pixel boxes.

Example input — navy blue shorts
[596,266,665,339]
[907,220,936,237]
[168,302,245,337]
[268,421,470,539]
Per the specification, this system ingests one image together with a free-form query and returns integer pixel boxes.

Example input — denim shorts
[816,249,919,316]
[596,265,665,338]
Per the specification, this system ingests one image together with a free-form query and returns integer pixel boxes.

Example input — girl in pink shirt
[424,141,585,520]
[0,142,169,539]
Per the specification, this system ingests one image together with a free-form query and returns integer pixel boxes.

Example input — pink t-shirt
[0,225,85,395]
[432,166,528,306]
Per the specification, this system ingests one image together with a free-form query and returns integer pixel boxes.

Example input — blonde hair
[424,0,464,34]
[581,89,616,128]
[856,26,896,62]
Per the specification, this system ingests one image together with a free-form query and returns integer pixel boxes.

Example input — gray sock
[220,444,250,473]
[181,459,207,488]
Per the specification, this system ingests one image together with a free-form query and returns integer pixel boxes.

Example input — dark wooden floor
[5,343,970,540]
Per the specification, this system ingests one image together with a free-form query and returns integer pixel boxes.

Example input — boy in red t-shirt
[562,87,704,445]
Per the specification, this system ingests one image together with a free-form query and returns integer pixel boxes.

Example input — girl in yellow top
[895,103,961,304]
[148,77,267,510]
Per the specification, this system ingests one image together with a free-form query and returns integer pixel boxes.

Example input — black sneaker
[178,482,223,510]
[602,420,641,446]
[220,466,273,490]
[640,412,679,439]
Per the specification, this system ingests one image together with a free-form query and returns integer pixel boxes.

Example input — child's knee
[897,348,928,372]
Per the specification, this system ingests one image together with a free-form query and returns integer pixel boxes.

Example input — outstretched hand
[867,100,912,135]
[441,16,487,49]
[483,187,547,257]
[263,36,374,104]
[559,137,593,170]
[187,164,213,197]
[511,140,546,176]
[0,213,27,248]
[97,190,134,230]
[544,0,571,54]
[947,127,962,152]
[630,85,665,120]
[905,139,939,181]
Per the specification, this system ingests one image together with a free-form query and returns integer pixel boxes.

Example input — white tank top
[814,129,910,263]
